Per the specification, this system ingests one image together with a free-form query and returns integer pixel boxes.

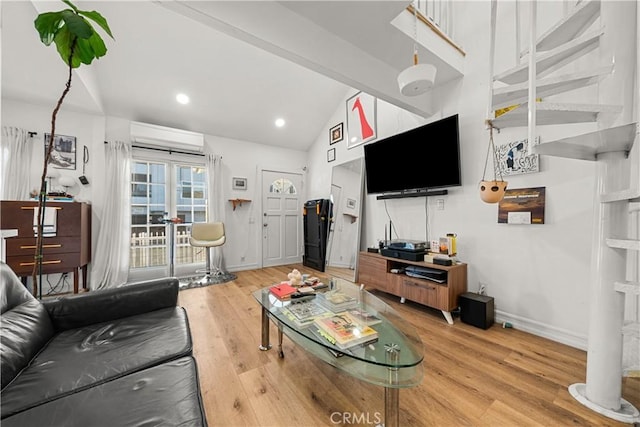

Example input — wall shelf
[343,212,358,224]
[229,199,251,211]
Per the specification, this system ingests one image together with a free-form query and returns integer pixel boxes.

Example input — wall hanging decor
[495,136,540,176]
[498,187,546,224]
[232,177,247,190]
[479,122,508,203]
[44,133,77,170]
[346,91,377,149]
[327,148,336,162]
[330,123,343,145]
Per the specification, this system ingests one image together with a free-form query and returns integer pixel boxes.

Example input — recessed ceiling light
[176,93,190,105]
[275,118,285,128]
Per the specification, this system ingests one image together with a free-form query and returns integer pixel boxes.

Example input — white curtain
[1,127,34,200]
[205,153,226,271]
[90,141,132,289]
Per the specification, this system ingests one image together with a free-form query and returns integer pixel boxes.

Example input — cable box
[380,248,426,262]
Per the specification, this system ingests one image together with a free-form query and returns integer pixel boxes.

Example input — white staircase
[488,0,639,424]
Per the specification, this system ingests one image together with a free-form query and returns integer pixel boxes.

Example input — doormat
[178,272,237,290]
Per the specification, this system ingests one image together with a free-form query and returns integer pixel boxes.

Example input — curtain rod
[104,140,206,157]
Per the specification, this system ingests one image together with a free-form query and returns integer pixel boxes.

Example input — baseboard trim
[496,309,587,351]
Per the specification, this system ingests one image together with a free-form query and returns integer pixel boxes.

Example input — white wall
[307,1,639,350]
[3,1,636,351]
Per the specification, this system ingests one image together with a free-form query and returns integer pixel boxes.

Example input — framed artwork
[346,92,377,149]
[346,198,356,209]
[327,148,336,162]
[498,187,546,224]
[330,123,343,145]
[45,133,76,170]
[495,136,539,177]
[232,177,247,190]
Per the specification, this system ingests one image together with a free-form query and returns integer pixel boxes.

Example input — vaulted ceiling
[1,1,464,151]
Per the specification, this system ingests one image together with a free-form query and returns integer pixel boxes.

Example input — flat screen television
[364,114,461,195]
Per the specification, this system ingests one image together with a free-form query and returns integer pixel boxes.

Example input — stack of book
[280,301,330,329]
[269,283,297,300]
[313,312,378,350]
[316,290,358,312]
[346,308,382,326]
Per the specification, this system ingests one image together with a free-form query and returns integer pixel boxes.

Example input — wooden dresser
[1,200,91,294]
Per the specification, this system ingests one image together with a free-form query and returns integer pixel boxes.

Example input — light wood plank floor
[178,264,640,427]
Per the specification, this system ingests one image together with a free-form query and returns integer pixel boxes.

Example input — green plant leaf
[60,10,92,39]
[87,32,107,58]
[54,28,82,68]
[77,10,114,39]
[61,0,79,13]
[34,12,65,45]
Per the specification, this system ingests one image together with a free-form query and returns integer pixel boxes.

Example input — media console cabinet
[357,251,467,324]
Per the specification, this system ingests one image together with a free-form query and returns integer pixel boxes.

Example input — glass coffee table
[253,278,424,427]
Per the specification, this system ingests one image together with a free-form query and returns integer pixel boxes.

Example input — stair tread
[600,188,640,203]
[606,238,640,251]
[492,102,622,129]
[532,122,637,161]
[496,28,603,84]
[492,66,612,110]
[615,281,640,294]
[522,0,601,55]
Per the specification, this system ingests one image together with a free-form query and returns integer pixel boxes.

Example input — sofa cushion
[1,263,55,390]
[1,306,192,418]
[1,356,208,427]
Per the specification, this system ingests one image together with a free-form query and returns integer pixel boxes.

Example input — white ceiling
[1,1,464,151]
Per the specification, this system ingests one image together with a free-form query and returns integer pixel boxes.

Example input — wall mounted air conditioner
[130,121,205,153]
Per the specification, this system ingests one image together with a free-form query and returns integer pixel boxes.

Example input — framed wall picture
[45,133,76,170]
[346,198,356,209]
[498,187,546,224]
[327,148,336,162]
[346,92,377,149]
[495,136,540,177]
[232,177,247,190]
[330,122,343,145]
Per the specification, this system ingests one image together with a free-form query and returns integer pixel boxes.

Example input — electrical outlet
[478,282,487,295]
[436,199,445,210]
[241,256,245,262]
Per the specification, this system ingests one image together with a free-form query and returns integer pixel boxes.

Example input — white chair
[189,222,226,284]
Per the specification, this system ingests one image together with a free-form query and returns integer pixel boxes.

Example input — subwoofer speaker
[459,292,495,329]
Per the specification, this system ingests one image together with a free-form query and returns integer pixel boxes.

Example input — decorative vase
[479,180,508,203]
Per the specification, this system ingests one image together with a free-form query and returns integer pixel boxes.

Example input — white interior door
[261,170,303,267]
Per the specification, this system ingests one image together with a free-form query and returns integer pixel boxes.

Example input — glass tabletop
[253,277,424,388]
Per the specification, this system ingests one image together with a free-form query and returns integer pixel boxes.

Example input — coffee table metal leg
[384,343,401,427]
[384,387,400,427]
[277,324,284,358]
[259,306,272,351]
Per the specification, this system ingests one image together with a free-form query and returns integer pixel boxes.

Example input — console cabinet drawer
[401,277,444,309]
[358,252,388,290]
[6,237,81,255]
[7,252,82,276]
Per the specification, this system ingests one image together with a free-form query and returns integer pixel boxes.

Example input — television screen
[364,114,461,195]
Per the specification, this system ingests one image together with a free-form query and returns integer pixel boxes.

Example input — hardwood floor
[178,264,640,427]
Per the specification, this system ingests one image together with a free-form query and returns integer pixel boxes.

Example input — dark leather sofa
[0,261,207,426]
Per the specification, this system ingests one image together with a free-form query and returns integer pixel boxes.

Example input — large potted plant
[32,0,113,296]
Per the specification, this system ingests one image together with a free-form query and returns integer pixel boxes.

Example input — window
[130,158,208,272]
[269,178,297,194]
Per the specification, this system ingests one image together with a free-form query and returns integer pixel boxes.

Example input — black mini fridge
[303,199,332,272]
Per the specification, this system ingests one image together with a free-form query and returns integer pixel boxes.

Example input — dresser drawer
[401,277,442,308]
[6,237,81,255]
[7,252,82,276]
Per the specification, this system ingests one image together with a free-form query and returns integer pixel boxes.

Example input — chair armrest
[42,278,180,331]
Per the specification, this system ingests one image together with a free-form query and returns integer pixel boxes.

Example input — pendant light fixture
[397,2,437,96]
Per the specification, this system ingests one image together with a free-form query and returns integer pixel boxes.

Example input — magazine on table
[313,311,378,350]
